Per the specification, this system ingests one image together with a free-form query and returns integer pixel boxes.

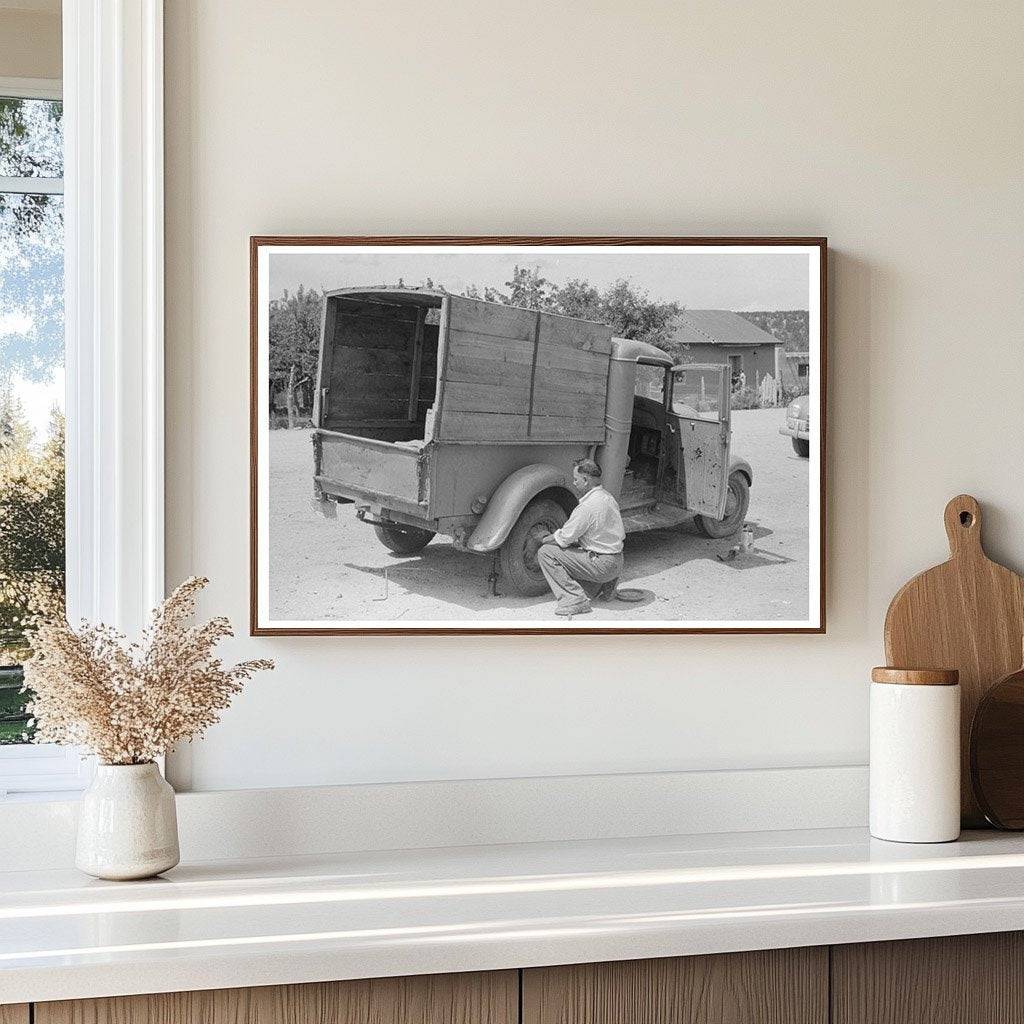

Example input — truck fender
[465,464,574,553]
[729,456,753,487]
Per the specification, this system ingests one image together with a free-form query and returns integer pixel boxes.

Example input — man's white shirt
[552,486,625,554]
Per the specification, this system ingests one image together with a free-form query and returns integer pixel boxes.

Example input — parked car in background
[780,394,810,457]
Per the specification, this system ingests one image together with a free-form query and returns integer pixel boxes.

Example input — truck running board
[620,504,692,534]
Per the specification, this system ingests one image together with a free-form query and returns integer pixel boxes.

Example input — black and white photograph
[251,239,825,634]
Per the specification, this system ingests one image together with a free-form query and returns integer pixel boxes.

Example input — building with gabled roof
[668,309,794,393]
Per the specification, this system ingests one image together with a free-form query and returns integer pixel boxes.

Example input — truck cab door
[668,364,731,519]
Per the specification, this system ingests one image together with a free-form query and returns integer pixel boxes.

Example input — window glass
[0,98,63,178]
[672,367,723,422]
[0,97,65,747]
[634,364,666,403]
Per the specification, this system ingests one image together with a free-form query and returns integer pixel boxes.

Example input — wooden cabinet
[20,932,1024,1024]
[34,971,517,1024]
[522,948,828,1024]
[832,932,1024,1024]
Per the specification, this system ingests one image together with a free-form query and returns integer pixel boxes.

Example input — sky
[1,238,64,447]
[269,249,812,311]
[1,99,64,447]
[12,367,62,441]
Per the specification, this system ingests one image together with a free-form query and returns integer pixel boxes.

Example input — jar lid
[871,667,959,686]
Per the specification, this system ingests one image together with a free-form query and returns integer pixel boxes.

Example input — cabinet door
[523,948,828,1024]
[0,1006,29,1024]
[36,971,517,1024]
[832,932,1024,1024]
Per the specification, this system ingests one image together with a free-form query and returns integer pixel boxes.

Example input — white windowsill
[0,744,94,799]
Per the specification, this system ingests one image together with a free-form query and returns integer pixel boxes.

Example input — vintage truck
[311,288,753,596]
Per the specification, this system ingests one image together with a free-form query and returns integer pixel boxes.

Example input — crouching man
[538,459,625,617]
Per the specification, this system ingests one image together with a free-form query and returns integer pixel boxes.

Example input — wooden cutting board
[884,494,1024,826]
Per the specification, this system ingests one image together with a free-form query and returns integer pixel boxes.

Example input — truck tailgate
[315,431,427,510]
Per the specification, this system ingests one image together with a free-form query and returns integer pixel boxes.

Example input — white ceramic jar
[76,762,180,880]
[869,667,960,843]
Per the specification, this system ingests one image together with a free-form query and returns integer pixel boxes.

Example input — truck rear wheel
[499,497,568,597]
[694,472,750,539]
[373,522,435,555]
[792,437,810,458]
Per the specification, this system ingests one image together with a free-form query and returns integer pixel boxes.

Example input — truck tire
[694,471,750,539]
[373,522,435,555]
[499,497,568,597]
[791,437,810,458]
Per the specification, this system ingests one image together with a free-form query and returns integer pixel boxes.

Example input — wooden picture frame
[250,237,827,635]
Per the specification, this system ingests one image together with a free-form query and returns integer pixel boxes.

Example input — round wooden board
[971,665,1024,829]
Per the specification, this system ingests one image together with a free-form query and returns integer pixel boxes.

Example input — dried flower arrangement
[22,577,273,765]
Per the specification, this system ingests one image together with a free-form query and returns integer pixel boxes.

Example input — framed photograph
[250,237,826,635]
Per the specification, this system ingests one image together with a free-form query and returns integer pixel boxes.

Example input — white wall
[164,0,1024,792]
[0,5,61,80]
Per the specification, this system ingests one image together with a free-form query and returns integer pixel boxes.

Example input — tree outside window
[0,94,65,744]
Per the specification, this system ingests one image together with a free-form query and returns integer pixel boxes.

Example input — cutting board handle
[944,494,983,558]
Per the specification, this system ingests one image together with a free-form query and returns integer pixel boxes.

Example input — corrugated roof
[670,310,783,348]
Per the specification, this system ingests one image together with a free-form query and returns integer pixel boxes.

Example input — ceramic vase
[76,762,180,880]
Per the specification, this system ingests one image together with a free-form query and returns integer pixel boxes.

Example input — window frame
[0,0,165,799]
[0,77,61,101]
[0,76,64,196]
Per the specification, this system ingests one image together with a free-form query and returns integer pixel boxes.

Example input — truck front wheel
[373,522,435,555]
[694,472,750,539]
[791,437,810,458]
[499,497,568,597]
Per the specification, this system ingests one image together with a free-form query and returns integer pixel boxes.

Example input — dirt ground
[266,408,811,624]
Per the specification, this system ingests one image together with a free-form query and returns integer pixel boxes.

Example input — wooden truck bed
[436,295,613,443]
[315,431,428,513]
[314,289,614,450]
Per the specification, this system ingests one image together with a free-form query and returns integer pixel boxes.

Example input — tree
[268,286,323,426]
[549,278,601,321]
[0,200,63,385]
[0,97,62,239]
[0,98,65,385]
[268,285,324,380]
[504,266,556,310]
[462,282,507,304]
[0,398,65,665]
[596,279,680,350]
[461,269,682,349]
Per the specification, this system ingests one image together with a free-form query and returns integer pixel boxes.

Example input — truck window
[634,364,666,403]
[673,367,723,421]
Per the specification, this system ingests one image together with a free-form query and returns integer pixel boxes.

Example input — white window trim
[0,745,93,800]
[0,76,61,101]
[0,3,165,798]
[64,0,164,635]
